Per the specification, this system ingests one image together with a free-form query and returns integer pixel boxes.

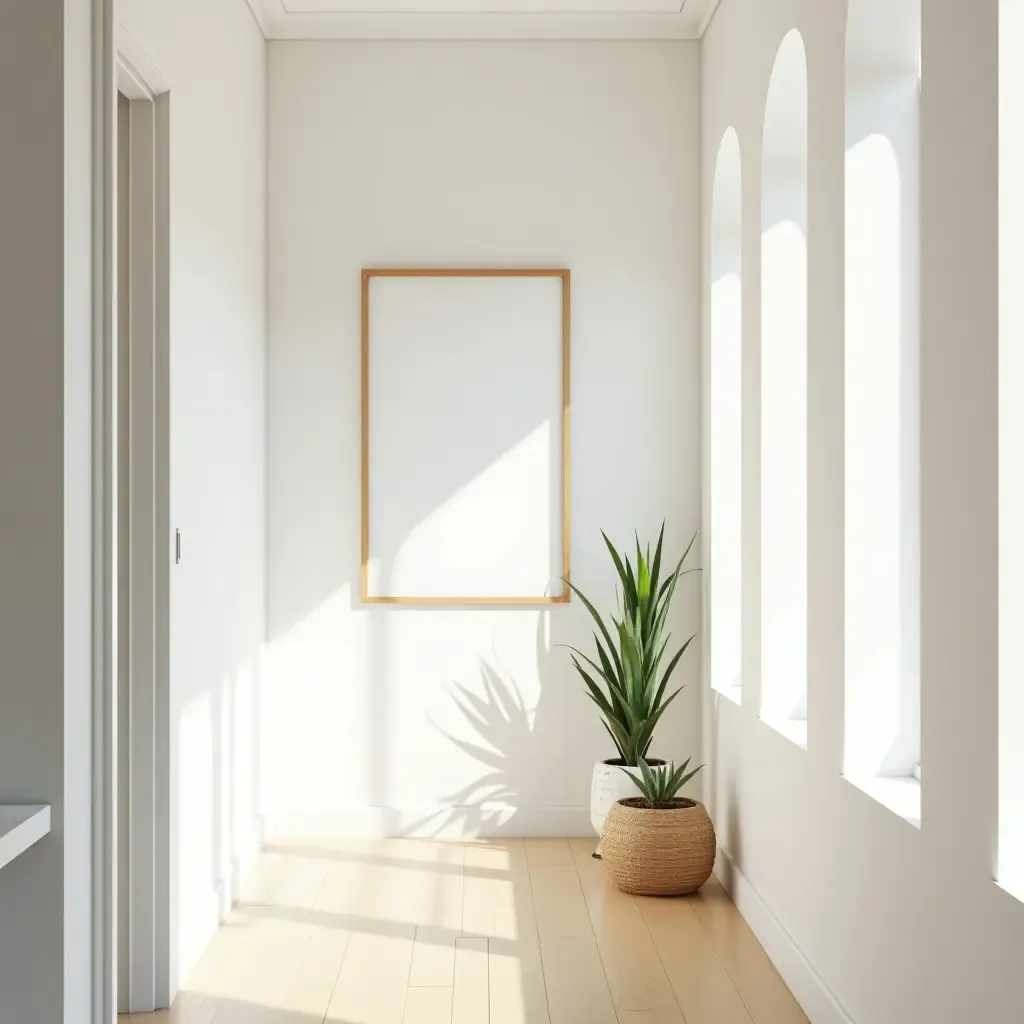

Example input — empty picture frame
[361,268,571,605]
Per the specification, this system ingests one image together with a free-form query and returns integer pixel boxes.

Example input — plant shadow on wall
[407,609,568,839]
[416,660,544,838]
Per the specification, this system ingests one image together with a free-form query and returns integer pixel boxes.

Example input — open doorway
[115,57,171,1015]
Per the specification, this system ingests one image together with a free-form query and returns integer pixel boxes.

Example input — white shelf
[0,805,51,872]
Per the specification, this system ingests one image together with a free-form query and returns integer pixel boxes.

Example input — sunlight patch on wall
[382,423,556,600]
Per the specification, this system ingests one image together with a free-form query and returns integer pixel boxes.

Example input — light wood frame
[361,267,571,606]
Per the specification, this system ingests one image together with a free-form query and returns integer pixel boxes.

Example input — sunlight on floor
[121,837,809,1024]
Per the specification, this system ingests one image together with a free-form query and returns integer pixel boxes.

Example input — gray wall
[0,0,95,1020]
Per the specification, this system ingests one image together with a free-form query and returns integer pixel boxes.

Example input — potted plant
[601,755,716,896]
[564,524,696,847]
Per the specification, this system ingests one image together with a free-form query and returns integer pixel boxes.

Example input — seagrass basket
[601,797,716,896]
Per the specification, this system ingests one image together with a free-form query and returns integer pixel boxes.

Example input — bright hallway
[2,1,1024,1023]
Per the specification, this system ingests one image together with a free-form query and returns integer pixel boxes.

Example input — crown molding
[247,0,718,39]
[698,0,723,36]
[246,0,273,35]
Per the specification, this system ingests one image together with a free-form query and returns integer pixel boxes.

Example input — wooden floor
[122,838,808,1024]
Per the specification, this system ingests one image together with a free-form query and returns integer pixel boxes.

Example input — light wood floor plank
[184,905,312,1014]
[462,841,514,938]
[691,878,809,1024]
[452,936,489,1024]
[410,925,457,987]
[489,840,550,1024]
[523,838,575,866]
[314,839,464,933]
[539,936,618,1024]
[402,987,454,1024]
[617,1011,686,1024]
[569,840,680,1014]
[529,865,593,939]
[325,926,415,1024]
[640,894,754,1024]
[278,917,351,1018]
[488,943,550,1024]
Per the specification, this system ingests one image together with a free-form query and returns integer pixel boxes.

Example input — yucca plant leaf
[563,578,623,680]
[676,764,705,790]
[634,687,683,758]
[600,719,629,762]
[565,646,617,691]
[572,657,615,716]
[618,622,643,703]
[644,599,673,677]
[594,634,617,681]
[656,552,687,607]
[638,754,657,796]
[624,553,639,617]
[621,766,644,797]
[667,758,692,793]
[653,634,697,710]
[567,647,634,731]
[649,522,665,605]
[680,529,697,568]
[636,535,651,607]
[602,531,638,611]
[646,634,671,689]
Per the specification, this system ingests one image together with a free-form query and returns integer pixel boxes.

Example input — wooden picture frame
[361,268,571,606]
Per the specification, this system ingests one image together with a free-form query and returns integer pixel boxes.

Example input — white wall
[0,1,95,1021]
[266,40,702,838]
[702,0,1023,1021]
[116,0,267,995]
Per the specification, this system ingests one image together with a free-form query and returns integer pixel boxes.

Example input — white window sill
[844,774,921,828]
[0,805,51,873]
[996,873,1024,908]
[712,682,742,705]
[761,716,808,749]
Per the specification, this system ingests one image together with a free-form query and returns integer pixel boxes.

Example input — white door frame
[99,28,172,1018]
[92,5,116,1022]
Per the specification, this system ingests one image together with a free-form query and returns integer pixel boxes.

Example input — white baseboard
[715,849,856,1024]
[263,804,594,840]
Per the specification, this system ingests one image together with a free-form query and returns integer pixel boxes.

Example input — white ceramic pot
[590,758,664,837]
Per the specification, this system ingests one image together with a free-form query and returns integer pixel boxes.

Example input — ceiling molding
[246,0,274,35]
[249,0,718,39]
[698,0,722,36]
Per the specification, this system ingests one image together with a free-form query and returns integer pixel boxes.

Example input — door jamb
[103,31,172,1017]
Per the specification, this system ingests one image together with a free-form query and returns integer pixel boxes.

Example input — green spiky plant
[622,754,704,809]
[563,524,697,767]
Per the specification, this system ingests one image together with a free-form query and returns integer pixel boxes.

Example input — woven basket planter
[601,797,716,896]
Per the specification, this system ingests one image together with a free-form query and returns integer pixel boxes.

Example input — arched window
[760,30,808,745]
[1000,0,1024,894]
[843,0,921,819]
[710,128,743,703]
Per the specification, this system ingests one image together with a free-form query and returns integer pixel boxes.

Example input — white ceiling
[248,0,720,39]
